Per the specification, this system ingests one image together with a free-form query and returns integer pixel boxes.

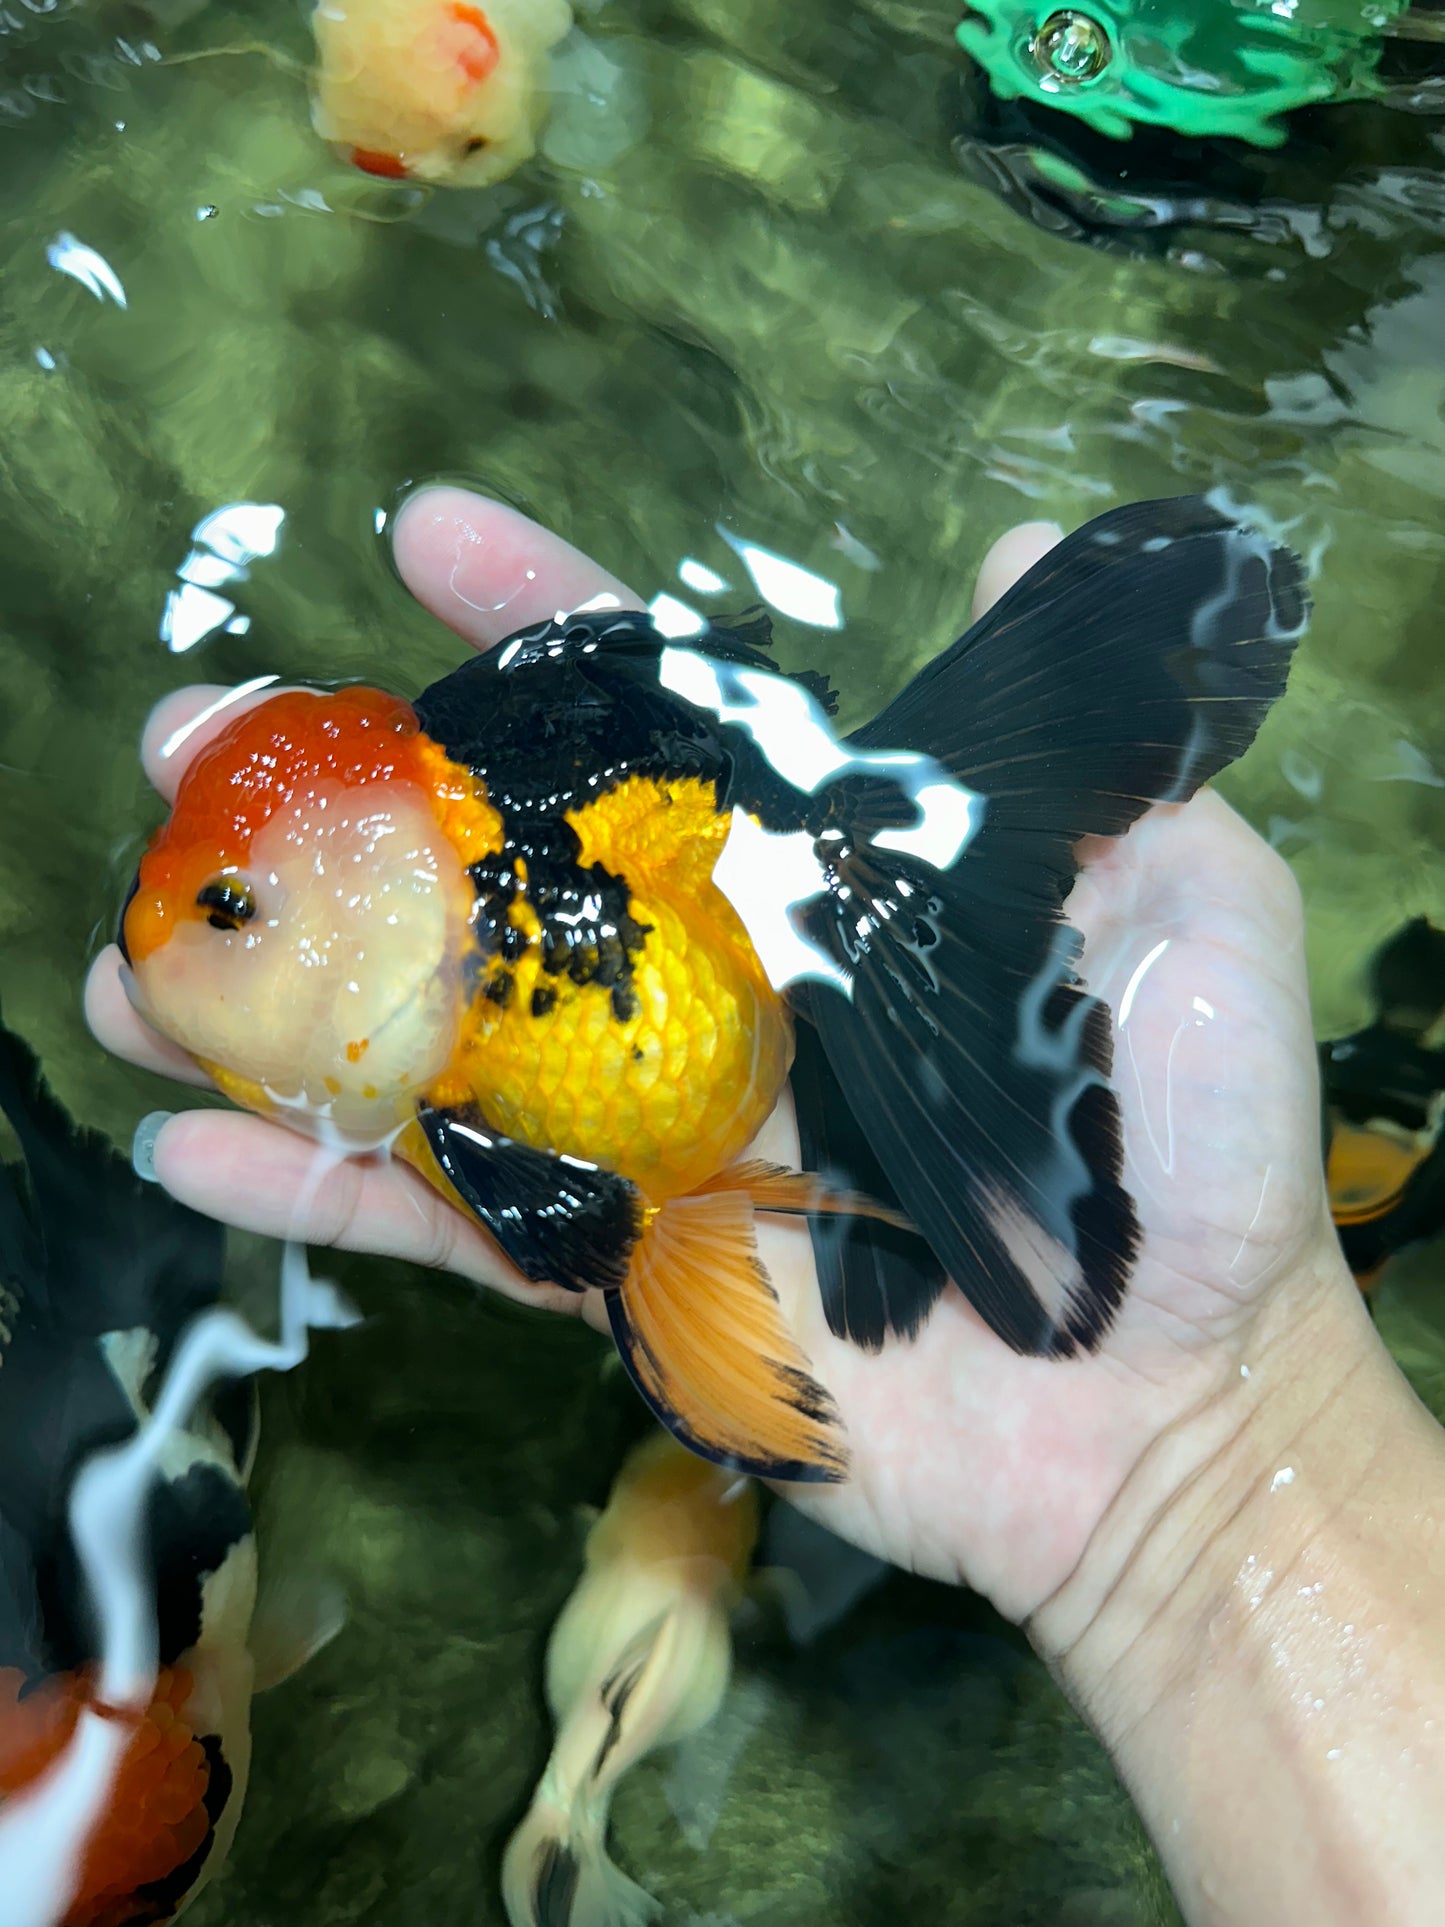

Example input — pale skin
[86,488,1445,1923]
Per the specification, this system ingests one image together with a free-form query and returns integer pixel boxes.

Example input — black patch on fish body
[416,607,833,1032]
[0,1015,251,1682]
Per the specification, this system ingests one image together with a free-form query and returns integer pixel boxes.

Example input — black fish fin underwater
[415,1103,644,1293]
[0,1005,225,1349]
[853,494,1308,837]
[797,498,1307,1358]
[789,1020,946,1350]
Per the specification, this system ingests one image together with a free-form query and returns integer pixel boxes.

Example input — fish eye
[196,877,257,932]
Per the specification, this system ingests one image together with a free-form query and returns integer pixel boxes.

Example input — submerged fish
[957,2,1410,147]
[502,1432,757,1927]
[119,497,1306,1481]
[0,1017,258,1925]
[1322,917,1445,1290]
[311,0,574,186]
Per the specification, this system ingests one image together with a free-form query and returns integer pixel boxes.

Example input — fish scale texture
[456,778,791,1199]
[0,1666,211,1926]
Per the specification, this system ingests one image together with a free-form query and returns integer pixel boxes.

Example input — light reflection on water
[0,0,1442,1922]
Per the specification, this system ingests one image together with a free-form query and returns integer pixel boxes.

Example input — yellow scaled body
[434,777,794,1202]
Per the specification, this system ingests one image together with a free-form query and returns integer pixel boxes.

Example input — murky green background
[1,0,1444,1921]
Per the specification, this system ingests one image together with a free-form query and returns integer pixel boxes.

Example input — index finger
[391,486,641,650]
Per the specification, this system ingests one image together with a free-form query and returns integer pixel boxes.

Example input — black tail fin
[800,497,1306,1356]
[853,495,1306,839]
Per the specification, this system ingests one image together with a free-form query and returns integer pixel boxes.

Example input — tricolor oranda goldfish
[311,0,574,186]
[0,1015,258,1925]
[502,1432,758,1927]
[119,497,1307,1481]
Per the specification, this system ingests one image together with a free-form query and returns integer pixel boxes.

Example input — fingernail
[132,1111,174,1183]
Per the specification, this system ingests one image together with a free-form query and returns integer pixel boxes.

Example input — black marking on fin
[604,1288,845,1485]
[531,1838,582,1927]
[789,1022,946,1351]
[799,497,1305,1357]
[802,861,1137,1357]
[417,1103,643,1294]
[593,1615,665,1775]
[123,1733,234,1924]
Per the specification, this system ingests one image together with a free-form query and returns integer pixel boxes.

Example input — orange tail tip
[606,1170,848,1485]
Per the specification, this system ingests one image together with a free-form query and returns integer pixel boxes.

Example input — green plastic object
[957,1,1411,147]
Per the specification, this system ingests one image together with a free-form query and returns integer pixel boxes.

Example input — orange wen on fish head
[450,4,501,84]
[122,687,423,967]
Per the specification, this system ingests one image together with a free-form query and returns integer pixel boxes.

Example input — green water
[1,1,1444,1921]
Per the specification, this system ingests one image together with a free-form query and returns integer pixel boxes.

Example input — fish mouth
[349,147,410,180]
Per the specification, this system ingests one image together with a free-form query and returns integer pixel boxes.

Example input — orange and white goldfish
[119,498,1306,1482]
[502,1432,758,1927]
[0,1014,258,1925]
[311,0,574,186]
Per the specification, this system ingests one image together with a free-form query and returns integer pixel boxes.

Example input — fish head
[310,0,574,189]
[122,686,489,1146]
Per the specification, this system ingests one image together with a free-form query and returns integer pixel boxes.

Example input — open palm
[86,489,1337,1623]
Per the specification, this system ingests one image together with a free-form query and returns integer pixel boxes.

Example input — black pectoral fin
[789,1022,945,1352]
[853,495,1307,840]
[800,850,1138,1359]
[416,1104,643,1294]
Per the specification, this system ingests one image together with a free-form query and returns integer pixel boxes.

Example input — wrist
[1031,1233,1445,1921]
[1032,1229,1375,1723]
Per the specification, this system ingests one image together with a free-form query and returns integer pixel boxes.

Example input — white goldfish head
[121,687,489,1146]
[310,0,574,188]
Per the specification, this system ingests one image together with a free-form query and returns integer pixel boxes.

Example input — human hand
[86,488,1368,1628]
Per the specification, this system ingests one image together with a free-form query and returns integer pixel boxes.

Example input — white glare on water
[44,233,127,308]
[0,1145,359,1926]
[161,504,286,654]
[715,529,843,630]
[658,646,981,995]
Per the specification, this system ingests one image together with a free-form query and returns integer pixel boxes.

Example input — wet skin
[87,485,1352,1622]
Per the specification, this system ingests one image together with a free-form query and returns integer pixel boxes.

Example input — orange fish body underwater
[0,1018,259,1925]
[310,0,574,186]
[123,499,1308,1481]
[1321,917,1445,1292]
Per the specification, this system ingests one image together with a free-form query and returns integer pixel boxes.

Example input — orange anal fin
[708,1157,915,1233]
[607,1188,847,1485]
